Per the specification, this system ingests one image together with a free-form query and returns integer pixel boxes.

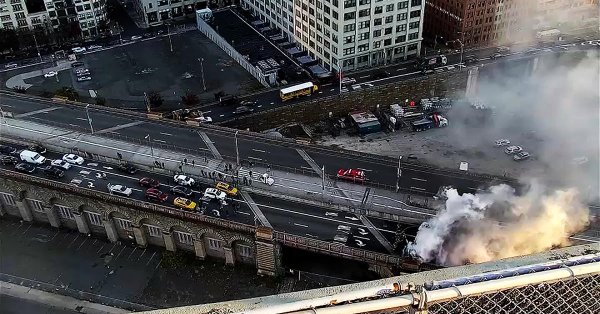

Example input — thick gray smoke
[408,183,590,266]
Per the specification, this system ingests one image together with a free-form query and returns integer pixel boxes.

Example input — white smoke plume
[408,182,590,266]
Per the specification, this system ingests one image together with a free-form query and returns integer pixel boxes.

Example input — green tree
[12,86,27,94]
[147,91,163,109]
[55,87,79,101]
[0,29,19,52]
[181,91,200,107]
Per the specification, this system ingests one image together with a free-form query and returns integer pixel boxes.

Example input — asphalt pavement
[0,295,80,314]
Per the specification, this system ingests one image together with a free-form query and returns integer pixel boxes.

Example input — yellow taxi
[173,197,197,211]
[215,182,238,196]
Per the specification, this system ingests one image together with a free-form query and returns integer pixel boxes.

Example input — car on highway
[87,45,102,50]
[117,162,138,174]
[174,174,195,186]
[203,188,226,201]
[496,46,510,53]
[170,185,193,197]
[131,35,142,41]
[62,153,84,165]
[337,225,352,233]
[4,63,18,69]
[333,232,348,244]
[27,144,47,154]
[20,150,46,164]
[50,159,72,170]
[15,162,36,173]
[215,182,238,196]
[173,197,197,211]
[239,100,257,107]
[107,183,133,196]
[145,188,168,202]
[44,71,58,78]
[139,177,160,188]
[0,145,17,155]
[0,155,19,165]
[233,106,255,115]
[490,53,504,59]
[513,151,531,161]
[494,139,511,146]
[337,168,366,182]
[77,76,92,82]
[341,77,357,85]
[42,166,65,178]
[75,68,90,75]
[504,145,523,155]
[194,116,213,123]
[71,47,86,53]
[72,61,84,67]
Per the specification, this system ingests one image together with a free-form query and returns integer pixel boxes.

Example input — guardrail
[0,168,256,234]
[274,232,401,266]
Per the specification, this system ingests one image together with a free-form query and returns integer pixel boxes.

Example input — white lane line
[354,236,370,241]
[305,234,318,238]
[69,124,79,127]
[238,211,252,216]
[131,188,143,192]
[411,177,427,182]
[248,156,262,161]
[203,110,211,114]
[252,149,266,153]
[154,139,166,143]
[76,117,87,121]
[357,168,372,172]
[411,186,426,191]
[359,75,370,78]
[219,114,224,117]
[294,223,309,228]
[396,67,407,71]
[160,132,173,136]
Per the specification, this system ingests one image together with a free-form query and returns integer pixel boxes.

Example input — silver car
[504,145,523,154]
[107,183,133,196]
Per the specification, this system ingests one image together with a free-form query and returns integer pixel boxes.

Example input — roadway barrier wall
[196,13,270,87]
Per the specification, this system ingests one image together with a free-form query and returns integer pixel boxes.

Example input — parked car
[72,61,84,67]
[571,156,589,166]
[87,45,102,50]
[494,139,511,147]
[173,197,197,210]
[341,77,357,85]
[44,71,58,78]
[62,153,84,165]
[20,150,46,164]
[27,144,47,154]
[139,177,160,188]
[71,47,86,53]
[215,182,238,196]
[0,145,17,155]
[131,35,142,41]
[4,63,18,69]
[15,162,36,173]
[203,188,226,200]
[194,116,213,123]
[145,188,168,202]
[174,174,195,186]
[75,68,90,75]
[513,152,531,161]
[0,154,19,165]
[333,232,349,243]
[43,166,65,178]
[233,106,254,115]
[51,159,72,170]
[77,76,92,82]
[504,145,523,154]
[337,168,366,182]
[117,162,138,174]
[170,185,193,197]
[107,183,133,196]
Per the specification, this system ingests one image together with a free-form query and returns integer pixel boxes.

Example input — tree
[12,86,27,94]
[181,91,199,107]
[55,87,79,101]
[0,29,20,53]
[147,91,163,109]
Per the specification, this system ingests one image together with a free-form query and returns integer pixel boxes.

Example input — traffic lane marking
[294,223,309,228]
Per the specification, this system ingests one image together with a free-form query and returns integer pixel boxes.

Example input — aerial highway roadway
[0,141,398,254]
[0,93,509,198]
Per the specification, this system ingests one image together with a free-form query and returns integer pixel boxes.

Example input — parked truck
[415,55,448,73]
[411,113,448,132]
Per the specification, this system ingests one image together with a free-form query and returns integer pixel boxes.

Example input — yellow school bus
[280,82,319,101]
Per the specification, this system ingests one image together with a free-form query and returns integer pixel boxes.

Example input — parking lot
[19,31,262,110]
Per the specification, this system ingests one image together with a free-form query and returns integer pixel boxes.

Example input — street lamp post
[32,33,42,63]
[235,130,240,166]
[433,35,443,52]
[200,58,206,91]
[396,155,402,193]
[167,23,173,52]
[456,38,464,68]
[145,134,154,158]
[85,104,94,134]
[321,165,325,198]
[338,60,342,95]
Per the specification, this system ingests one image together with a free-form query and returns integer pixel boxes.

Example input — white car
[75,68,90,75]
[62,153,85,165]
[107,183,133,196]
[131,35,142,41]
[513,152,531,161]
[44,71,58,78]
[203,188,226,200]
[71,47,86,53]
[341,77,357,85]
[494,139,510,146]
[4,63,18,69]
[77,76,92,82]
[174,174,195,186]
[504,145,523,155]
[87,45,102,50]
[194,116,213,123]
[51,159,72,170]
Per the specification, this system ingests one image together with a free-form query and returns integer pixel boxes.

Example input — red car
[337,168,366,182]
[145,188,168,202]
[139,177,160,188]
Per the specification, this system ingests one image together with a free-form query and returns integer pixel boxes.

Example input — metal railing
[196,13,269,87]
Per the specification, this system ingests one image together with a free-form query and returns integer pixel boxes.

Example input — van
[19,150,47,164]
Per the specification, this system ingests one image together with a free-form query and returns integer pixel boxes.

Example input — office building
[132,0,207,27]
[242,0,426,72]
[0,0,50,30]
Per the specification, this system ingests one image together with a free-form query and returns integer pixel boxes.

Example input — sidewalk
[1,281,128,314]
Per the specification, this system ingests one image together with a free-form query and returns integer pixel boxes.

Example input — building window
[115,218,133,231]
[410,0,422,6]
[343,47,355,55]
[359,20,369,29]
[409,10,421,18]
[408,32,419,40]
[396,24,406,32]
[396,35,406,43]
[373,29,381,37]
[344,0,355,8]
[374,18,382,26]
[343,12,355,20]
[373,40,381,48]
[358,9,370,17]
[409,21,419,29]
[208,238,223,250]
[56,205,74,220]
[28,199,44,213]
[384,38,392,46]
[344,35,355,44]
[397,13,407,21]
[385,15,393,24]
[384,27,392,35]
[394,46,406,54]
[85,211,102,226]
[407,43,418,50]
[386,4,394,12]
[145,224,161,237]
[358,32,369,40]
[357,43,369,52]
[397,1,408,10]
[374,6,382,14]
[238,245,252,257]
[0,192,15,206]
[343,23,355,32]
[174,231,194,245]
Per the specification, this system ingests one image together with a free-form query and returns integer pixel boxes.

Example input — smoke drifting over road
[408,183,590,266]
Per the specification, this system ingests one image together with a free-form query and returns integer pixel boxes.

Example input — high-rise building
[0,0,51,30]
[131,0,207,27]
[241,0,426,72]
[44,0,108,38]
